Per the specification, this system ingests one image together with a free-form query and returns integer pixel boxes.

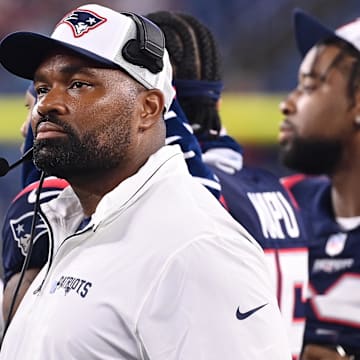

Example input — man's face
[31,50,143,180]
[20,90,36,153]
[279,44,358,175]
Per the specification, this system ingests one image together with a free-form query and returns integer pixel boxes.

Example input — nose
[35,87,67,119]
[279,92,296,116]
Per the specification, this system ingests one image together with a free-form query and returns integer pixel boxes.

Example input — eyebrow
[34,65,99,82]
[300,71,318,80]
[298,70,325,87]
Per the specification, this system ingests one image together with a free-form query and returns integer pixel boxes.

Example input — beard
[33,115,132,180]
[279,136,342,176]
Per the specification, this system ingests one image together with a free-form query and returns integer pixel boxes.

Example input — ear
[216,98,222,111]
[352,90,360,126]
[138,89,165,132]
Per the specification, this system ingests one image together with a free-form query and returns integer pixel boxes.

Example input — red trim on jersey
[274,250,282,307]
[13,178,69,202]
[281,174,307,190]
[219,194,229,210]
[280,174,307,209]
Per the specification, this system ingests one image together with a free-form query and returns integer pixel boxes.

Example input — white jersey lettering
[265,248,308,359]
[309,274,360,326]
[248,191,300,239]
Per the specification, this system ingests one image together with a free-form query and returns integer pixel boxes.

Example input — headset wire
[1,171,46,342]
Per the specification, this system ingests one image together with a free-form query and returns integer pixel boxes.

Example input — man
[1,12,221,330]
[2,78,220,327]
[279,9,360,360]
[147,11,308,359]
[0,4,291,359]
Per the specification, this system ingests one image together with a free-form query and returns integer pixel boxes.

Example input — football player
[280,9,360,360]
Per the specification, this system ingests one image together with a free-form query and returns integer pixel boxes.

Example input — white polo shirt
[0,145,291,359]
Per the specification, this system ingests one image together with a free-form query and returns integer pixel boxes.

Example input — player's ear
[348,83,360,127]
[138,89,164,131]
[215,98,222,112]
[354,114,360,127]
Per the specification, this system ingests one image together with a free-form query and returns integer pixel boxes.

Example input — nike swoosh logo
[236,303,268,320]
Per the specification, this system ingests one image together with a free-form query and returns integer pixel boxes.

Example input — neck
[62,132,164,217]
[331,164,360,217]
[67,159,147,217]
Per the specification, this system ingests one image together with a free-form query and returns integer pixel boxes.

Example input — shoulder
[12,177,69,204]
[4,177,69,222]
[281,173,329,192]
[213,165,297,217]
[2,177,69,284]
[3,176,69,246]
[281,174,330,206]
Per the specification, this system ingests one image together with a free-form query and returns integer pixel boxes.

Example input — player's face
[20,90,36,152]
[20,90,36,139]
[31,50,144,180]
[279,44,358,175]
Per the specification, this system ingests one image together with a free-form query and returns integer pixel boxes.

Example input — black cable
[2,171,46,339]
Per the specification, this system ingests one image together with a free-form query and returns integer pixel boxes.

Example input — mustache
[281,118,295,129]
[279,118,297,134]
[35,114,73,134]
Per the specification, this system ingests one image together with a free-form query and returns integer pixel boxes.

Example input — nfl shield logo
[325,233,347,257]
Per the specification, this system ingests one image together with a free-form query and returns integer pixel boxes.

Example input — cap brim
[0,32,118,80]
[294,8,338,57]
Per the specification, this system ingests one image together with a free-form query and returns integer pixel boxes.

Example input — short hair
[147,11,223,138]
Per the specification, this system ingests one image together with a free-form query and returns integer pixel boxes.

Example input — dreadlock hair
[146,11,223,139]
[320,37,360,108]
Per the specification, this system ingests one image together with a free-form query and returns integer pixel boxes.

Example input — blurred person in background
[0,82,38,343]
[19,85,36,148]
[147,10,308,359]
[1,84,68,325]
[280,9,360,360]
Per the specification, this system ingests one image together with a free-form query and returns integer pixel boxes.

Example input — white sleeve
[135,236,292,360]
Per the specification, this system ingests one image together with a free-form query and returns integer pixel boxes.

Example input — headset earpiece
[122,12,165,74]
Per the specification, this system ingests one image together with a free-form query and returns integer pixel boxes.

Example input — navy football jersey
[207,156,308,359]
[283,174,360,354]
[2,177,68,285]
[165,99,221,199]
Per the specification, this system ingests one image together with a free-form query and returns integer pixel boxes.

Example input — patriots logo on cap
[61,9,107,38]
[10,211,48,256]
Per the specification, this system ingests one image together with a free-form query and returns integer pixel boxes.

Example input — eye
[36,86,49,97]
[70,81,91,89]
[299,84,316,93]
[297,79,318,94]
